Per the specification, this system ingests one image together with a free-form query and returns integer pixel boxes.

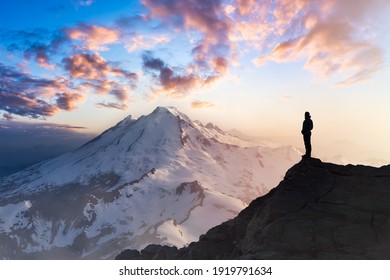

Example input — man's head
[305,111,311,119]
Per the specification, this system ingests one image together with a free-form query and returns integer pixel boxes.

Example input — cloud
[2,113,14,121]
[124,34,170,53]
[96,102,128,110]
[0,91,60,119]
[63,53,111,80]
[50,124,87,130]
[115,14,152,29]
[0,0,386,125]
[142,53,201,96]
[143,54,165,70]
[0,63,71,98]
[211,56,228,74]
[85,82,132,103]
[109,88,129,102]
[79,0,94,6]
[0,63,90,118]
[0,64,59,118]
[72,0,95,9]
[142,0,231,42]
[55,93,86,110]
[2,1,232,108]
[141,0,232,94]
[250,0,389,85]
[0,121,88,134]
[142,51,230,97]
[254,20,384,85]
[63,53,136,81]
[62,53,136,107]
[235,0,257,16]
[2,29,49,47]
[67,24,120,51]
[23,43,51,67]
[191,101,216,109]
[3,24,119,69]
[3,28,67,69]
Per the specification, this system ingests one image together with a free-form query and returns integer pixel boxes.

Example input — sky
[0,0,390,164]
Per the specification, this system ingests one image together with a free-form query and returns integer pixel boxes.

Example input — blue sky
[1,0,390,163]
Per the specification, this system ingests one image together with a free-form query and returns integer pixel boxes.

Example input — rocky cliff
[116,158,390,259]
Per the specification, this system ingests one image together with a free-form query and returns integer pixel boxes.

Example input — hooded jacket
[301,115,313,136]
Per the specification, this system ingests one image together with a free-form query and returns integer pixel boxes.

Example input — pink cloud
[63,53,136,82]
[24,44,50,66]
[124,34,170,53]
[211,57,228,74]
[55,93,87,110]
[63,53,110,80]
[251,0,389,85]
[142,0,231,41]
[81,80,133,103]
[62,53,136,108]
[235,0,257,16]
[0,64,89,118]
[143,53,225,97]
[67,24,120,51]
[191,101,216,109]
[144,58,200,96]
[0,91,60,119]
[141,0,232,93]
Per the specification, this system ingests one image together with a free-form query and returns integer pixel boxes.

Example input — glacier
[0,106,301,259]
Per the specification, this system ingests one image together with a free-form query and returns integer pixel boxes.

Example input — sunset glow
[1,0,389,163]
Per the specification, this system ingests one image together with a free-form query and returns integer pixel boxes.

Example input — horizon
[1,105,387,166]
[1,0,390,166]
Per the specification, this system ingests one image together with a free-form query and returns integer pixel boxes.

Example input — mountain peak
[151,106,192,123]
[153,106,178,113]
[0,106,302,259]
[116,158,390,260]
[151,106,185,118]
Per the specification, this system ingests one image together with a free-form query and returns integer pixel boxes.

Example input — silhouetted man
[301,112,313,158]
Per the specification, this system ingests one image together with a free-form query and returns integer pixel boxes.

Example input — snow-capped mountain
[0,106,301,259]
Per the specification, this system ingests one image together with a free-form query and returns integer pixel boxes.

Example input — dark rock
[152,245,178,259]
[115,249,141,260]
[116,158,390,259]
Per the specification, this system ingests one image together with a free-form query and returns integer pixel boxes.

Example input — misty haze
[1,0,390,261]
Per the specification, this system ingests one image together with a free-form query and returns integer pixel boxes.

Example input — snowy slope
[0,107,301,259]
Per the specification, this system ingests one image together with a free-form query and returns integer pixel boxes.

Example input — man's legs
[303,134,311,158]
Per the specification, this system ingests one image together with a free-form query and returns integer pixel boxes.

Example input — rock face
[116,158,390,260]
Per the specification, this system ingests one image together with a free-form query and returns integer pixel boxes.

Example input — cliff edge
[116,158,390,259]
